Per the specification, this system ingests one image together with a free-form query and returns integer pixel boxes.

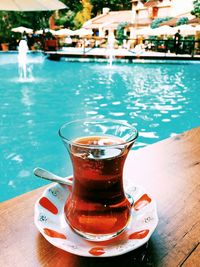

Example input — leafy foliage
[57,0,82,29]
[61,0,83,13]
[90,0,131,16]
[74,0,92,28]
[0,11,52,30]
[151,17,173,28]
[55,11,76,29]
[191,0,200,18]
[176,17,189,26]
[0,10,52,42]
[116,22,128,44]
[58,0,132,29]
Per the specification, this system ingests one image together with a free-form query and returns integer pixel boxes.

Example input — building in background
[83,0,195,38]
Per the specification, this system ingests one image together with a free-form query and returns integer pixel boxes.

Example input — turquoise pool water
[1,52,200,202]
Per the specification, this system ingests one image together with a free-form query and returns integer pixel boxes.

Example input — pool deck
[46,47,200,61]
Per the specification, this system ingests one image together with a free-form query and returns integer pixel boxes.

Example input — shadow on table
[37,233,159,267]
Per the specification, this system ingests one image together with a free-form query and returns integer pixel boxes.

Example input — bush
[176,17,189,26]
[151,17,173,28]
[191,0,200,18]
[116,22,128,45]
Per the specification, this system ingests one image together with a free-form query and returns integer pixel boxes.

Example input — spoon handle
[33,167,73,186]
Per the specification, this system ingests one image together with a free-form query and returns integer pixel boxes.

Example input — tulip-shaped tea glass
[59,118,138,241]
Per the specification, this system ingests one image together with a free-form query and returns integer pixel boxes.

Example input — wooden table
[0,127,200,267]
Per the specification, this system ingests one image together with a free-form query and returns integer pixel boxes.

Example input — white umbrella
[54,29,74,36]
[195,25,200,32]
[151,26,176,36]
[0,0,66,11]
[11,26,33,34]
[136,27,155,36]
[36,29,57,35]
[72,28,93,36]
[173,25,197,36]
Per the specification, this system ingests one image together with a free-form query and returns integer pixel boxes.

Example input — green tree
[0,10,53,43]
[55,0,82,29]
[151,17,173,28]
[57,0,132,29]
[116,22,128,45]
[90,0,131,16]
[61,0,83,13]
[191,0,200,18]
[176,17,189,26]
[0,11,52,32]
[74,0,93,28]
[55,10,76,29]
[0,12,12,42]
[0,0,133,41]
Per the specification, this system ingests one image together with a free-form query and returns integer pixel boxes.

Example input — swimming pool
[1,52,200,202]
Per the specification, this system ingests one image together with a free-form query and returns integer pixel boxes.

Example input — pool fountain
[107,32,115,67]
[18,38,30,81]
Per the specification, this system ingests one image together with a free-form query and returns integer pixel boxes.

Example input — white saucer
[34,180,158,257]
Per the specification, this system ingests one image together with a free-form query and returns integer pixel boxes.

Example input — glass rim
[58,118,138,148]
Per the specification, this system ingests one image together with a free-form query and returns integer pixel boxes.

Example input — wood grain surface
[0,127,200,267]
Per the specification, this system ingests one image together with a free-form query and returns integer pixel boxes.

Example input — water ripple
[1,57,200,201]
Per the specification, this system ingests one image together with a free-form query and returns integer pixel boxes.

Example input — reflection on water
[21,86,35,107]
[0,54,200,201]
[83,64,195,148]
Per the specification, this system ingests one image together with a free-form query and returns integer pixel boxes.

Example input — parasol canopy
[72,28,93,36]
[151,26,176,36]
[136,26,176,36]
[173,24,197,36]
[0,0,66,11]
[136,27,155,36]
[36,29,57,35]
[54,29,74,36]
[11,26,33,34]
[195,25,200,31]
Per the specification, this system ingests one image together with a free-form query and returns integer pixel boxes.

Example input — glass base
[66,193,134,242]
[71,223,129,242]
